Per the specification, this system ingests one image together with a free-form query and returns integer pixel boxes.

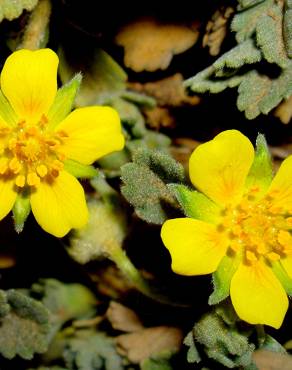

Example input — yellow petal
[1,49,58,123]
[161,218,228,275]
[230,260,288,328]
[267,155,292,211]
[0,178,17,220]
[30,171,88,237]
[189,130,254,206]
[55,106,125,165]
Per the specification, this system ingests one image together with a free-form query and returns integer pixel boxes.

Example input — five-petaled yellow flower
[0,49,124,237]
[161,130,292,328]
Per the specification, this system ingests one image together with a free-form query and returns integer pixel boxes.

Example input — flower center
[219,188,292,265]
[0,115,68,188]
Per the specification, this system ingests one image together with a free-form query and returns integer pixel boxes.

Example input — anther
[246,250,257,262]
[27,172,40,187]
[267,252,281,261]
[9,158,21,174]
[36,164,48,178]
[15,175,25,188]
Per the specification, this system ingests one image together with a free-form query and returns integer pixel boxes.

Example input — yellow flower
[161,130,292,329]
[0,49,124,237]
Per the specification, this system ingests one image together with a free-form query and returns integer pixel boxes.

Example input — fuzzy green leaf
[213,39,262,70]
[64,160,98,179]
[231,0,273,43]
[0,0,38,22]
[186,0,292,120]
[237,0,265,9]
[208,253,242,305]
[193,310,255,368]
[237,65,292,118]
[284,1,292,58]
[59,47,127,106]
[141,357,173,370]
[184,331,201,364]
[245,133,273,192]
[168,184,220,223]
[13,191,31,233]
[255,4,289,68]
[0,289,50,360]
[63,330,123,370]
[69,198,127,264]
[48,74,82,129]
[121,149,185,224]
[184,66,244,94]
[31,279,96,324]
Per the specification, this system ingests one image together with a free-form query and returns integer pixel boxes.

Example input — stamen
[267,252,280,261]
[9,158,21,174]
[246,250,257,263]
[27,172,40,187]
[15,175,25,188]
[36,164,48,178]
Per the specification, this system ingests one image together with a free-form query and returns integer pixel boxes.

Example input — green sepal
[12,191,31,233]
[64,160,98,179]
[208,251,242,305]
[245,133,273,193]
[271,261,292,296]
[0,90,17,126]
[168,184,220,223]
[47,73,82,129]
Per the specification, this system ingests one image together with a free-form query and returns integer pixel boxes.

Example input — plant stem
[20,0,51,50]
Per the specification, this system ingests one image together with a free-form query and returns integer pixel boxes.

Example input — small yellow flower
[161,130,292,328]
[0,49,124,237]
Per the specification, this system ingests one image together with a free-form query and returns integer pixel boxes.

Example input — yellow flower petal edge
[1,49,58,124]
[56,106,125,165]
[161,218,228,275]
[0,48,125,237]
[30,171,88,238]
[230,261,288,329]
[189,130,254,206]
[162,129,292,328]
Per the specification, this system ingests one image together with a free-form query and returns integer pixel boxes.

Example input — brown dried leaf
[106,302,144,333]
[128,74,200,107]
[115,326,183,363]
[116,18,199,72]
[144,107,175,130]
[203,6,234,56]
[274,96,292,124]
[253,350,292,370]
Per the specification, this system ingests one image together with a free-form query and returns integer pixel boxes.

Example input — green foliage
[0,289,50,359]
[121,149,185,224]
[208,253,242,305]
[284,0,292,57]
[48,74,82,129]
[13,190,31,233]
[63,330,123,370]
[69,176,127,263]
[31,279,96,325]
[246,133,273,192]
[168,184,220,223]
[59,48,127,107]
[0,0,38,22]
[63,160,98,179]
[185,304,286,369]
[185,0,292,119]
[141,356,174,370]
